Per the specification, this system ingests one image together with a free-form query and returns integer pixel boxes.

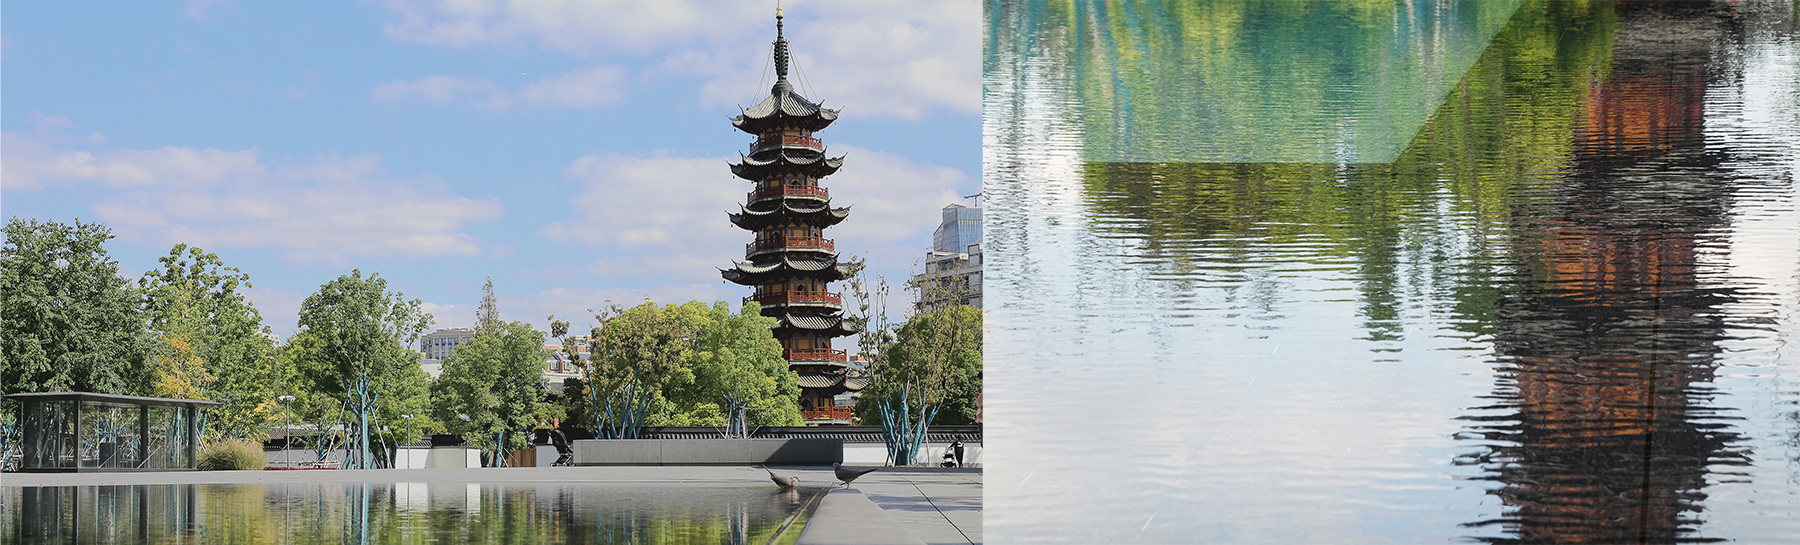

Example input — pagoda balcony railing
[752,134,823,153]
[746,291,842,307]
[785,348,848,362]
[749,185,829,201]
[802,406,853,421]
[749,236,834,254]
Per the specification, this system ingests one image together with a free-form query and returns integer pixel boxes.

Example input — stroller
[941,438,965,468]
[550,429,575,467]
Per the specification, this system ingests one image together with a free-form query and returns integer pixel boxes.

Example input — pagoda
[722,9,863,422]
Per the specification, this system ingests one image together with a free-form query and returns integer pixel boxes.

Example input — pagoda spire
[772,8,792,95]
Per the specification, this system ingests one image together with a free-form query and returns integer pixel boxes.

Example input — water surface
[985,0,1800,542]
[2,482,816,544]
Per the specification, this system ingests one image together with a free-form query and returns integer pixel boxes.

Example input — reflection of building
[913,204,984,311]
[721,11,862,423]
[1461,4,1745,542]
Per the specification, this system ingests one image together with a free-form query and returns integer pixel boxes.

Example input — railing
[748,236,834,254]
[746,291,843,307]
[785,348,848,362]
[752,134,823,152]
[802,407,854,421]
[749,185,829,201]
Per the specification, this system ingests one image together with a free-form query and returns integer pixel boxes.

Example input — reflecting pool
[1,482,818,544]
[985,0,1800,542]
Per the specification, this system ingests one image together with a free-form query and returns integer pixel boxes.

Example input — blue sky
[2,0,979,342]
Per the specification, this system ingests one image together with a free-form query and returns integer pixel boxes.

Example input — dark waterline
[985,0,1799,542]
[1,482,818,544]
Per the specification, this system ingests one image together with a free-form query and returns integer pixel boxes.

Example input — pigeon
[832,461,879,488]
[761,465,798,489]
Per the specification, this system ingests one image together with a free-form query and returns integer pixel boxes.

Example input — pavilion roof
[774,313,859,337]
[795,371,866,393]
[731,201,849,230]
[721,255,854,285]
[4,391,222,407]
[731,152,843,180]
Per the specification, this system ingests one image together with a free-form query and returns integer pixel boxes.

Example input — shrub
[198,439,267,470]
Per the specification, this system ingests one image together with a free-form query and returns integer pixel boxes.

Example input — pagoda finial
[772,5,792,95]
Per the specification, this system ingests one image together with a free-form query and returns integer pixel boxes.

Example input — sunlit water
[984,0,1800,542]
[1,482,818,544]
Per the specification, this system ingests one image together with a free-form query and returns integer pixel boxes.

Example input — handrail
[752,134,823,152]
[785,348,848,362]
[802,406,853,420]
[746,291,843,306]
[748,236,834,254]
[750,185,829,201]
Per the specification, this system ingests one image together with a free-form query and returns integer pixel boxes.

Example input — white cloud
[4,133,503,264]
[243,285,306,339]
[536,144,972,292]
[378,0,978,119]
[518,65,629,109]
[371,75,509,109]
[371,65,627,110]
[184,0,231,23]
[420,302,468,330]
[495,285,735,334]
[2,132,263,190]
[380,0,753,55]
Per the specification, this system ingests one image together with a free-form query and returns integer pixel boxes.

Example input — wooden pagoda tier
[722,11,861,423]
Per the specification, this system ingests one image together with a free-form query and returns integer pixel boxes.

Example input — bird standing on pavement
[832,461,879,488]
[761,465,798,489]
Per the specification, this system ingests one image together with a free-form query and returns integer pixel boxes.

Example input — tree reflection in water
[6,482,817,544]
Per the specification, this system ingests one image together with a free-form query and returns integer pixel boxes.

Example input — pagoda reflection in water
[1459,2,1754,542]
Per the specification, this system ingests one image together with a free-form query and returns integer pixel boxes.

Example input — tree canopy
[854,304,983,463]
[555,300,803,437]
[431,320,554,466]
[290,270,433,468]
[1,218,153,396]
[140,243,279,440]
[667,302,803,432]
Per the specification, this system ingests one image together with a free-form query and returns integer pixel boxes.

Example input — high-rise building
[933,203,982,254]
[721,10,863,423]
[913,204,984,311]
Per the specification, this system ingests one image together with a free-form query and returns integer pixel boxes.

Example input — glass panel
[145,405,187,469]
[25,400,77,469]
[79,401,141,469]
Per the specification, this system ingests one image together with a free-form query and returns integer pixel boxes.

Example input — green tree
[475,277,501,330]
[291,270,433,469]
[273,334,437,466]
[139,243,279,440]
[856,305,982,465]
[431,321,552,466]
[589,302,699,438]
[149,292,213,402]
[553,300,803,438]
[668,302,803,435]
[1,218,154,397]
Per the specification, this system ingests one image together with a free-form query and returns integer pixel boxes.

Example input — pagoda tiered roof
[730,201,850,230]
[734,91,840,134]
[772,313,859,337]
[722,255,855,285]
[795,371,866,395]
[731,152,844,180]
